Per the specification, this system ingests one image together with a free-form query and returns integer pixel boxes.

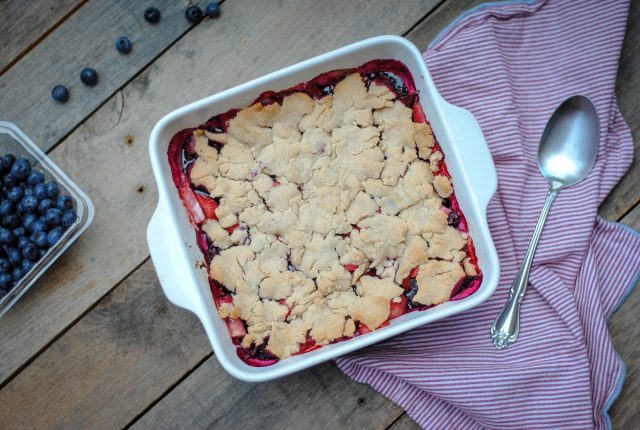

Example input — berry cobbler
[168,60,481,366]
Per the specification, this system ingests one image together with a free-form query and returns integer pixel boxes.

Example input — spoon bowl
[538,95,600,190]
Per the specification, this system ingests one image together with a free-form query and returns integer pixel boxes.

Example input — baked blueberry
[21,195,39,213]
[34,183,47,200]
[10,158,31,180]
[185,5,203,22]
[45,181,60,198]
[144,7,161,23]
[21,243,39,262]
[447,210,460,228]
[52,85,70,103]
[205,2,221,18]
[27,170,45,185]
[33,230,49,248]
[56,195,73,211]
[44,208,63,226]
[80,68,99,86]
[39,199,53,214]
[115,36,132,54]
[47,228,63,246]
[7,186,23,202]
[61,210,77,228]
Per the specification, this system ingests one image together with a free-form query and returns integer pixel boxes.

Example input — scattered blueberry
[4,154,16,166]
[0,156,10,173]
[21,195,39,213]
[39,199,53,214]
[44,208,63,226]
[185,5,203,22]
[10,158,31,180]
[22,259,33,273]
[205,2,221,18]
[2,214,19,228]
[0,200,13,217]
[144,7,161,23]
[27,170,45,185]
[0,258,10,272]
[23,187,34,197]
[61,210,77,228]
[47,228,63,246]
[7,186,23,202]
[80,67,98,86]
[21,243,39,262]
[45,181,60,199]
[33,230,49,248]
[3,173,17,187]
[13,226,25,237]
[0,228,14,244]
[56,195,73,211]
[11,267,23,282]
[0,273,11,289]
[17,236,30,249]
[7,248,22,266]
[52,85,70,103]
[23,213,38,231]
[34,183,47,200]
[32,220,48,233]
[115,36,132,54]
[15,201,24,214]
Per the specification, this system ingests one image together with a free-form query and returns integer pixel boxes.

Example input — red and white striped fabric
[337,0,640,428]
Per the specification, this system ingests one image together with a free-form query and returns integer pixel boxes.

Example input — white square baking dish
[147,35,499,382]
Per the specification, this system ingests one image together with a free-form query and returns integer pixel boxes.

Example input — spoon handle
[490,189,559,350]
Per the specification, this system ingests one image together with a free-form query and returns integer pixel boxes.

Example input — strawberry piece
[225,223,239,234]
[178,184,205,225]
[194,192,218,219]
[343,264,359,272]
[410,267,419,278]
[412,103,427,123]
[389,296,408,320]
[358,324,372,335]
[226,318,247,339]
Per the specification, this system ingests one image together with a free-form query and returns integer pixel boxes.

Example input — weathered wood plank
[0,261,212,429]
[0,0,84,74]
[0,0,193,151]
[0,0,438,392]
[609,203,640,430]
[131,357,403,430]
[387,413,421,430]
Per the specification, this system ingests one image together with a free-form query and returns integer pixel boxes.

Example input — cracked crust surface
[187,72,473,359]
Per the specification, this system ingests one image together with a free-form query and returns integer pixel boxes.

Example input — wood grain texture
[0,0,438,394]
[0,0,85,74]
[131,358,403,430]
[0,0,193,151]
[0,261,212,429]
[387,413,421,430]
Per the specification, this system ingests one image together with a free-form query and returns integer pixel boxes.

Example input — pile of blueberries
[0,154,77,297]
[52,2,222,103]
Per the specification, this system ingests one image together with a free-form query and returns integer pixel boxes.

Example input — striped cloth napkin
[337,0,640,428]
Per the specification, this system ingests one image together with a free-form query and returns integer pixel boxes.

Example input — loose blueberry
[38,249,46,258]
[15,201,24,214]
[10,158,31,180]
[23,213,38,231]
[22,259,33,273]
[13,226,25,237]
[61,210,77,228]
[44,208,63,226]
[17,236,30,249]
[33,230,49,248]
[23,187,35,197]
[0,258,10,272]
[45,181,60,198]
[7,248,22,266]
[2,173,17,187]
[0,200,13,217]
[0,156,10,173]
[21,243,39,262]
[27,170,45,185]
[56,195,73,211]
[11,266,23,282]
[34,183,47,200]
[144,7,161,23]
[185,5,203,22]
[2,214,19,228]
[7,186,23,202]
[52,85,70,103]
[0,273,11,289]
[115,36,132,54]
[205,2,221,18]
[21,195,39,213]
[80,67,98,86]
[39,199,53,214]
[4,154,16,166]
[47,228,63,246]
[0,228,16,245]
[32,220,48,233]
[0,288,8,298]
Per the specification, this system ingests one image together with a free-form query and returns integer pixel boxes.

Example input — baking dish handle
[147,200,197,313]
[443,102,497,210]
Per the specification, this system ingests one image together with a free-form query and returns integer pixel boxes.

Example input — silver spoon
[490,95,600,350]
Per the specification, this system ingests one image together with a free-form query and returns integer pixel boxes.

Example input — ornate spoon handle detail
[490,189,558,350]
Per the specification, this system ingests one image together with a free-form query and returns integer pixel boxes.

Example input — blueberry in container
[0,122,94,317]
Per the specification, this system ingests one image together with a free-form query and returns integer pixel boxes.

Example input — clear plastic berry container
[0,121,94,317]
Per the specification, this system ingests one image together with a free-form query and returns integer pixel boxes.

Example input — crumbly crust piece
[192,71,472,359]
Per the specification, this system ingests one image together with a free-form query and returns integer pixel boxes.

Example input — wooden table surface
[1,1,638,428]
